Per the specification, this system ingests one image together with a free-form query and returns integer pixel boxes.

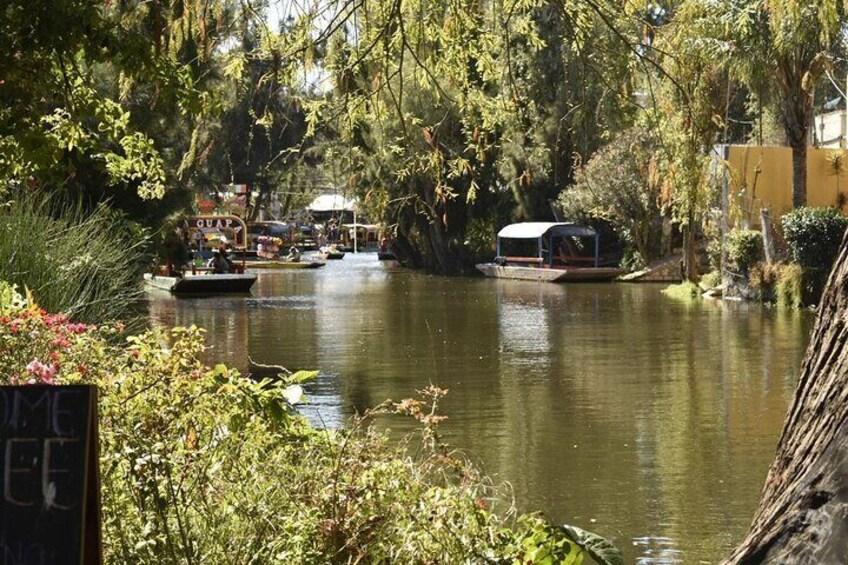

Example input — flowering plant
[0,283,101,385]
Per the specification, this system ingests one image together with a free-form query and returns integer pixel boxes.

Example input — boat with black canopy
[475,222,624,282]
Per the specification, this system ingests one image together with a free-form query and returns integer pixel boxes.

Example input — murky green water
[148,253,814,564]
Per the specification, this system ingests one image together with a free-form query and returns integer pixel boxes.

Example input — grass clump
[776,263,804,309]
[0,195,146,323]
[663,281,702,301]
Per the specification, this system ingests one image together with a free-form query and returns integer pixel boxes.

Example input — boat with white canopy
[475,222,624,282]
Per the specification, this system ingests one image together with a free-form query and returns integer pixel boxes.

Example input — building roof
[306,194,357,212]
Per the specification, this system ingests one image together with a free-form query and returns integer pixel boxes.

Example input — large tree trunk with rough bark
[725,231,848,564]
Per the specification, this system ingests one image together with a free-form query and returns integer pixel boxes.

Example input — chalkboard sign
[0,385,100,565]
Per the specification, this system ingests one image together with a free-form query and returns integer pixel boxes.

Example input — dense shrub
[0,285,622,565]
[725,229,763,275]
[557,128,662,265]
[0,196,146,323]
[781,207,848,270]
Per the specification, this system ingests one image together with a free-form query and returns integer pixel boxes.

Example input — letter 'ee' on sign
[0,385,101,565]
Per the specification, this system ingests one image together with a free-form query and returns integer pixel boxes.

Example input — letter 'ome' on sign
[0,385,100,565]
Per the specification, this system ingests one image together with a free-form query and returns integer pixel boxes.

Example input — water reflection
[147,255,813,564]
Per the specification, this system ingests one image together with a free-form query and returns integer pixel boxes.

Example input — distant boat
[144,273,257,295]
[245,259,326,270]
[475,222,624,283]
[318,245,345,260]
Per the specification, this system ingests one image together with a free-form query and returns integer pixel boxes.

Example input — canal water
[148,253,814,564]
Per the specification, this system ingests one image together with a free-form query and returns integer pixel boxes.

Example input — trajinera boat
[244,259,326,270]
[318,245,345,260]
[475,222,624,282]
[145,215,257,295]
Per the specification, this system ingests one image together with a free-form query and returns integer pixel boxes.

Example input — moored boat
[318,245,345,260]
[144,273,257,294]
[245,259,326,270]
[475,222,625,283]
[145,214,258,295]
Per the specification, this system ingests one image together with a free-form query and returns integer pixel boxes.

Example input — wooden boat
[245,259,326,270]
[144,273,257,294]
[475,263,623,282]
[318,245,345,260]
[377,251,396,261]
[475,222,625,283]
[146,215,258,294]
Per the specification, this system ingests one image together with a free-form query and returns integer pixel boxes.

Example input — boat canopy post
[496,237,502,257]
[538,237,543,260]
[353,209,358,253]
[594,233,600,268]
[550,235,555,266]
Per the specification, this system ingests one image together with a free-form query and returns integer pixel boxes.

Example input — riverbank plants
[0,196,146,324]
[0,283,622,565]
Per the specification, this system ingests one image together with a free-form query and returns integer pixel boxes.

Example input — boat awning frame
[496,222,600,268]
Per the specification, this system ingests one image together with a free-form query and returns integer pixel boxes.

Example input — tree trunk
[725,231,848,564]
[422,183,460,275]
[791,141,807,208]
[681,212,699,281]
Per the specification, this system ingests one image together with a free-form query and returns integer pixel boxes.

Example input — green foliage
[314,0,635,273]
[662,281,703,301]
[0,195,146,323]
[0,296,622,563]
[776,263,804,309]
[725,229,763,274]
[781,207,848,270]
[700,269,722,289]
[558,128,662,262]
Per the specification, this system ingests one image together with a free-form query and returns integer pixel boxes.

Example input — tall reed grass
[0,195,147,323]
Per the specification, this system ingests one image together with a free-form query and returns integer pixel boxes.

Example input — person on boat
[284,245,302,263]
[379,236,388,253]
[208,245,234,274]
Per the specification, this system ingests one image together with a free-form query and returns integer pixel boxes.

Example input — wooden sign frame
[0,385,101,565]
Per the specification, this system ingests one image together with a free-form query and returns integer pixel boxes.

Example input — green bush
[776,263,804,309]
[725,229,763,274]
[781,207,848,270]
[0,195,146,323]
[557,128,663,263]
[0,287,623,565]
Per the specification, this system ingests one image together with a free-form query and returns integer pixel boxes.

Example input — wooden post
[760,208,776,265]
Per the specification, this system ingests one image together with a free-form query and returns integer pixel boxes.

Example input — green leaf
[560,524,623,565]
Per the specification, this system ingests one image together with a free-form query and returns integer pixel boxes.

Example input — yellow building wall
[727,145,847,226]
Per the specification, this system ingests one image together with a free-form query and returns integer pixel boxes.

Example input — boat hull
[319,252,345,260]
[245,260,326,270]
[144,273,257,295]
[377,252,396,261]
[475,263,624,282]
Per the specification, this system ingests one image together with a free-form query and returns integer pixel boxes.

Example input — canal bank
[148,253,814,563]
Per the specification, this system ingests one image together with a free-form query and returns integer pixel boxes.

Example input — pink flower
[65,323,88,334]
[51,336,71,348]
[44,313,68,328]
[25,359,56,384]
